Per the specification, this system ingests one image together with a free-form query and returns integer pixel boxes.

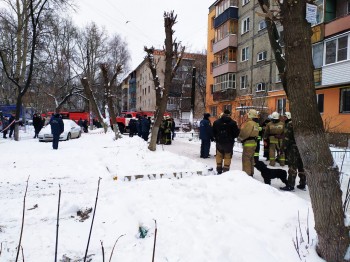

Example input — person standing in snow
[212,110,240,174]
[33,113,43,138]
[199,113,213,158]
[238,109,260,177]
[280,113,306,191]
[141,115,151,141]
[49,113,64,150]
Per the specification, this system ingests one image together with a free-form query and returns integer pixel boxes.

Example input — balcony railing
[213,34,238,53]
[213,88,237,101]
[213,61,237,77]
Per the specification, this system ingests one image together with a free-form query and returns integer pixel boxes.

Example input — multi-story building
[121,50,206,124]
[207,0,350,134]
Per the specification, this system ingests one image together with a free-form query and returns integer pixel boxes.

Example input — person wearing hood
[49,113,64,150]
[238,109,260,176]
[212,110,240,174]
[199,113,213,158]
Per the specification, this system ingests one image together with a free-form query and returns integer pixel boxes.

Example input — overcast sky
[72,0,213,71]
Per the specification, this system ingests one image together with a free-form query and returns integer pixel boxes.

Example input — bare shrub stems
[84,177,101,262]
[15,176,30,262]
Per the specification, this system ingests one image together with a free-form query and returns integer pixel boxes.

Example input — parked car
[38,119,81,142]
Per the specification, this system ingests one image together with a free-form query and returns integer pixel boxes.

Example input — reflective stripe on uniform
[244,142,257,147]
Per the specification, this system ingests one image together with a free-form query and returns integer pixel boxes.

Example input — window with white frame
[312,42,323,69]
[241,17,250,34]
[214,73,236,91]
[277,98,286,115]
[276,67,281,83]
[256,82,266,92]
[257,51,267,62]
[258,20,267,31]
[240,75,248,89]
[340,88,350,113]
[241,47,249,61]
[325,34,349,65]
[242,0,250,6]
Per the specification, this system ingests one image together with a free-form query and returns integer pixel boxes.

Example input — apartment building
[121,50,207,123]
[207,0,350,133]
[207,0,283,126]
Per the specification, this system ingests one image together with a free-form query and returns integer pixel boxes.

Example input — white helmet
[271,111,280,120]
[285,112,291,119]
[247,109,258,119]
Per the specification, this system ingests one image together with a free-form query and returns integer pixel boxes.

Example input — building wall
[206,5,217,116]
[317,88,350,133]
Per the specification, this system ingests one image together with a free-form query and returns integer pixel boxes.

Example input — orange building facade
[206,0,350,133]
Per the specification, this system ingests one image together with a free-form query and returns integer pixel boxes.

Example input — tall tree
[144,11,185,151]
[257,0,350,260]
[0,0,71,140]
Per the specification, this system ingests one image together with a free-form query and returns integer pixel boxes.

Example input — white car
[38,119,82,142]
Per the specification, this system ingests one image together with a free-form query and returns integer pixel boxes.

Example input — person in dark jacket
[8,113,15,138]
[280,114,306,191]
[33,113,43,138]
[141,115,151,141]
[2,117,9,138]
[212,110,240,174]
[199,113,213,158]
[128,118,137,137]
[49,113,64,150]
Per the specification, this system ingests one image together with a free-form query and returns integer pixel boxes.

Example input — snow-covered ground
[0,127,349,261]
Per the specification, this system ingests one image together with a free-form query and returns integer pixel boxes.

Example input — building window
[316,93,324,113]
[277,98,286,115]
[241,17,250,34]
[214,47,237,66]
[215,0,238,16]
[240,75,248,89]
[241,47,249,61]
[256,82,266,92]
[276,66,281,83]
[257,51,267,62]
[325,34,349,65]
[215,20,237,42]
[258,20,267,31]
[210,84,214,94]
[312,42,323,69]
[214,73,236,91]
[211,106,218,117]
[340,88,350,113]
[223,104,232,112]
[242,0,250,6]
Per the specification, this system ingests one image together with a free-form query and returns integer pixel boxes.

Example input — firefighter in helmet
[238,109,260,176]
[263,111,285,166]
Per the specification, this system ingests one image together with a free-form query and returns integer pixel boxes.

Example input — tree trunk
[81,78,107,132]
[282,1,350,260]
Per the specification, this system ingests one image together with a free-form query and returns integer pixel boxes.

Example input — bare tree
[144,11,185,151]
[258,0,350,260]
[100,63,123,140]
[0,0,71,141]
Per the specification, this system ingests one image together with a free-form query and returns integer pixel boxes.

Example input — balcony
[325,15,350,37]
[213,34,238,53]
[213,62,237,77]
[214,7,238,28]
[314,68,322,86]
[213,88,237,102]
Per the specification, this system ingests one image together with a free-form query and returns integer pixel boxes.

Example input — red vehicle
[45,111,90,123]
[116,111,170,133]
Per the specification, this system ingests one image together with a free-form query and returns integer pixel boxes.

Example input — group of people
[128,114,152,141]
[199,109,306,191]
